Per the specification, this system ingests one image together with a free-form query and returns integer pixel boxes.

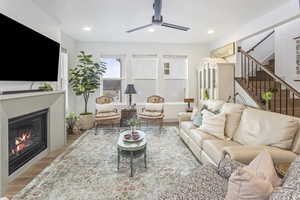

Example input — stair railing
[238,47,300,117]
[247,30,275,53]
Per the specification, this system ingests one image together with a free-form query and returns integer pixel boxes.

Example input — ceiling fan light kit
[126,0,190,33]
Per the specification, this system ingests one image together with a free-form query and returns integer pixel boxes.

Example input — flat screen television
[0,13,60,81]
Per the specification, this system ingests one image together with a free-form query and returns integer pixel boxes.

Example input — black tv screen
[0,13,60,81]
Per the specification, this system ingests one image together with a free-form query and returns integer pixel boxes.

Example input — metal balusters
[251,60,254,92]
[241,54,244,80]
[279,84,282,114]
[293,93,295,116]
[255,63,258,96]
[244,55,247,85]
[248,58,250,88]
[286,89,289,115]
[237,47,300,117]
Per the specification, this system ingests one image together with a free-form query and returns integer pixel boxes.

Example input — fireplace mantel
[0,91,66,196]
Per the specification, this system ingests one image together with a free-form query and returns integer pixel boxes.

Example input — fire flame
[11,131,31,154]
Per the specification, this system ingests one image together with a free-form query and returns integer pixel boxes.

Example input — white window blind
[132,55,158,102]
[160,55,188,102]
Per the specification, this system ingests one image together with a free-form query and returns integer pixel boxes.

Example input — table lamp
[125,84,137,106]
[184,98,194,112]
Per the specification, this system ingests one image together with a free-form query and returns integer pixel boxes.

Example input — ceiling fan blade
[126,24,153,33]
[161,22,190,31]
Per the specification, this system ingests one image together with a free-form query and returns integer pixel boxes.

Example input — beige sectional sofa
[178,100,300,165]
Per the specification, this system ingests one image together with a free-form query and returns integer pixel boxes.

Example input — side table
[120,108,137,127]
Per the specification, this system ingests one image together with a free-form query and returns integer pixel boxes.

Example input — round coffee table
[117,130,147,177]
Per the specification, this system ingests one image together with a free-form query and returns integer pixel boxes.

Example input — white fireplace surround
[0,91,66,196]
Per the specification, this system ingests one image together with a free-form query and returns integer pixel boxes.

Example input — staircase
[237,47,300,117]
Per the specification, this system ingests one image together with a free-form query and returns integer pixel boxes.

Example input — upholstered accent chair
[94,96,121,133]
[138,95,165,132]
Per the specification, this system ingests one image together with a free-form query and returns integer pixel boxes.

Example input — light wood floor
[5,123,178,198]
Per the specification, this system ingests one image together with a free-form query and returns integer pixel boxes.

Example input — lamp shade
[125,84,137,94]
[184,98,194,103]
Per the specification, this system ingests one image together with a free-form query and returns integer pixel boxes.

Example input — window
[132,55,158,103]
[160,55,188,102]
[130,54,188,103]
[102,58,123,103]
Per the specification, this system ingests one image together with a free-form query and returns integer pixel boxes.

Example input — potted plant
[127,117,140,134]
[66,112,79,134]
[39,83,54,91]
[261,88,278,111]
[69,51,106,130]
[203,89,209,100]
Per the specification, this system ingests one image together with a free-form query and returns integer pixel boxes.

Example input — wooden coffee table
[117,130,147,177]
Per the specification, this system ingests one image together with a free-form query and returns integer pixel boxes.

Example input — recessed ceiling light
[208,29,215,34]
[83,26,92,31]
[148,28,155,32]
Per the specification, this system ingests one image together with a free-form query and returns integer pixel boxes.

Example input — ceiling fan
[126,0,190,33]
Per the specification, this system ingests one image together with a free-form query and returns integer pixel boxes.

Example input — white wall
[71,42,209,119]
[0,0,61,92]
[275,18,300,91]
[240,30,275,64]
[61,33,78,113]
[210,0,300,51]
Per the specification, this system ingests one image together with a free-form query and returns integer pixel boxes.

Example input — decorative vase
[131,126,136,134]
[265,101,270,111]
[78,114,94,130]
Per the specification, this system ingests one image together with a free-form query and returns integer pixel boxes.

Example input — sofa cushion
[96,103,115,113]
[225,167,273,200]
[292,123,300,154]
[223,145,297,165]
[180,121,197,135]
[189,129,217,147]
[198,110,226,140]
[233,108,299,150]
[220,103,246,139]
[159,164,228,200]
[202,139,241,164]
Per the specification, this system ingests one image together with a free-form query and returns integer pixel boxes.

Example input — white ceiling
[33,0,289,44]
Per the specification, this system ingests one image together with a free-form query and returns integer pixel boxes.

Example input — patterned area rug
[12,127,200,200]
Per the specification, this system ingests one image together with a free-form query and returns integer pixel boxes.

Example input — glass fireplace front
[8,109,48,175]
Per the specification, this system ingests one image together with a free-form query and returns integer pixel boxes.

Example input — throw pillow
[145,103,163,112]
[245,150,281,187]
[191,107,199,121]
[220,103,246,139]
[192,111,203,127]
[96,103,115,113]
[218,155,245,179]
[191,105,208,120]
[198,109,226,140]
[225,167,273,200]
[225,151,282,200]
[201,100,225,112]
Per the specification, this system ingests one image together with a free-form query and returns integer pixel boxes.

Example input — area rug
[12,127,200,200]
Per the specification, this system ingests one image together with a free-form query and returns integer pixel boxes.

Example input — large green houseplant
[69,51,106,129]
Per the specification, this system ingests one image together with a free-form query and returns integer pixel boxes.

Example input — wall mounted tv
[0,13,60,81]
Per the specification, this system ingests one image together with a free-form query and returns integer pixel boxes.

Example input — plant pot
[77,113,94,130]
